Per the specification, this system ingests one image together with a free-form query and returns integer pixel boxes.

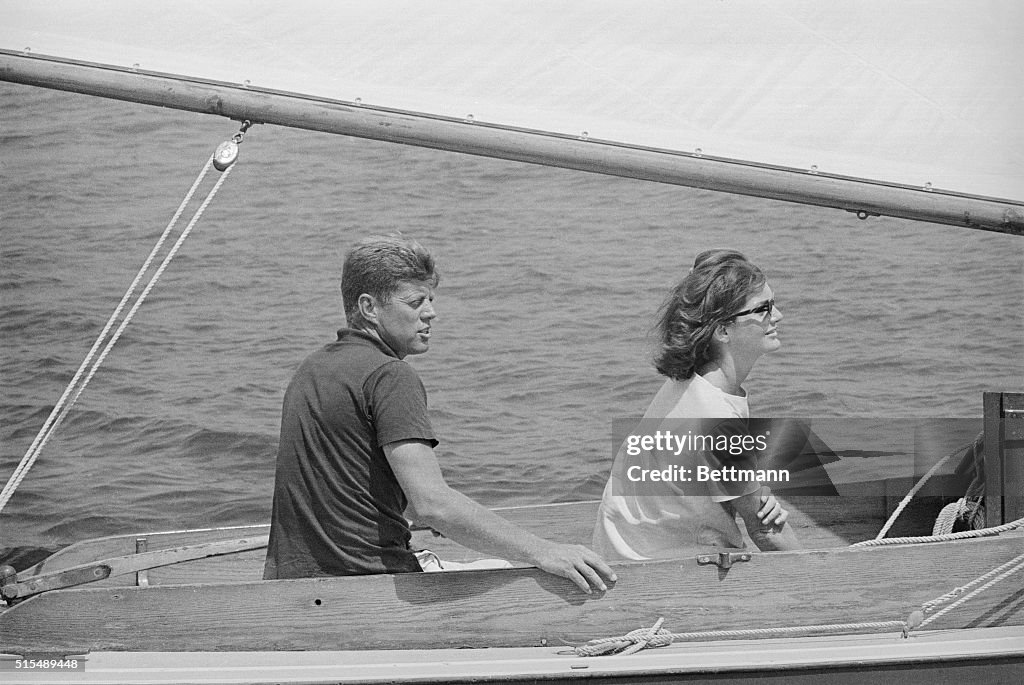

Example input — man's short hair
[341,234,439,328]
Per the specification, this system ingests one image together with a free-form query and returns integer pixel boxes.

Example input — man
[264,234,615,593]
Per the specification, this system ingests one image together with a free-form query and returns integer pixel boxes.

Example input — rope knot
[574,617,673,656]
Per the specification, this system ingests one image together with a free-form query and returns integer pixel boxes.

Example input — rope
[932,504,959,535]
[574,618,671,656]
[921,552,1024,614]
[932,496,985,535]
[914,552,1024,630]
[846,429,1024,546]
[573,552,1024,656]
[932,499,965,536]
[573,430,1016,658]
[577,548,1024,651]
[0,160,214,514]
[874,432,982,540]
[0,130,246,514]
[572,618,908,657]
[850,516,1024,547]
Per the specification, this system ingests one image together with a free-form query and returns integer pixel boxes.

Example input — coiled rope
[932,496,984,535]
[873,432,982,540]
[0,124,250,514]
[573,552,1024,656]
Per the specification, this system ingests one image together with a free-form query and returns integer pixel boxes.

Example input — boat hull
[2,530,1022,653]
[1,628,1022,684]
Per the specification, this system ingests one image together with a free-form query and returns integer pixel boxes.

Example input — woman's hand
[726,487,802,551]
[757,486,789,530]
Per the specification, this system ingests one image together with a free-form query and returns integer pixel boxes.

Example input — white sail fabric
[3,0,1021,201]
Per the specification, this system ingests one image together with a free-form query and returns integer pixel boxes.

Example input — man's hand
[531,541,617,594]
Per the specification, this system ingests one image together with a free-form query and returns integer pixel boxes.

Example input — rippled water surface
[2,83,1022,550]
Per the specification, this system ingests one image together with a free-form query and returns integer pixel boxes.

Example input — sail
[2,1,1022,230]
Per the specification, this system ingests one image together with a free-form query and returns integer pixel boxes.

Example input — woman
[593,249,800,561]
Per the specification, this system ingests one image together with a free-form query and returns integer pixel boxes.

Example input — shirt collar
[336,327,399,358]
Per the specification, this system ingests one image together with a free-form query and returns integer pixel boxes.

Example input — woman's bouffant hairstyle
[653,249,766,381]
[341,233,439,329]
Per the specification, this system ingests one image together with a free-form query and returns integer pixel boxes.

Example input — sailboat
[2,2,1022,682]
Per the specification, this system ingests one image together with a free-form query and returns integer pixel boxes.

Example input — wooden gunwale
[2,528,1022,654]
[6,486,961,591]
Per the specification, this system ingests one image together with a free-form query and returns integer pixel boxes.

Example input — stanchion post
[1001,393,1024,524]
[984,392,1024,527]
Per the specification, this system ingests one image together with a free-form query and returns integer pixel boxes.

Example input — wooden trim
[2,533,1021,653]
[14,484,964,592]
[2,51,1022,236]
[1002,393,1024,523]
[984,393,1005,527]
[5,536,268,600]
[3,628,1023,684]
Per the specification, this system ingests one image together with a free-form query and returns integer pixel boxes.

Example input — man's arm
[384,439,617,593]
[725,486,802,551]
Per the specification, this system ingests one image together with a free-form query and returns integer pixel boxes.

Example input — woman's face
[725,283,783,360]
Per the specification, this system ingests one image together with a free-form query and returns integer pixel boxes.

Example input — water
[1,83,1022,552]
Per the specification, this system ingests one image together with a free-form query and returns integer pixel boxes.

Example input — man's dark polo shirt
[264,328,437,579]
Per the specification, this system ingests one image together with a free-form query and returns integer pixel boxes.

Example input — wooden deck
[2,627,1024,684]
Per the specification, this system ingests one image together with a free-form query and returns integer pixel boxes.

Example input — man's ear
[712,323,729,345]
[357,293,378,325]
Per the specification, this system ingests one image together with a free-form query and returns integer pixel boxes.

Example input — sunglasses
[729,298,775,321]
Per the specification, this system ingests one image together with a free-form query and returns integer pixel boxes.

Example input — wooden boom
[1,51,1022,237]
